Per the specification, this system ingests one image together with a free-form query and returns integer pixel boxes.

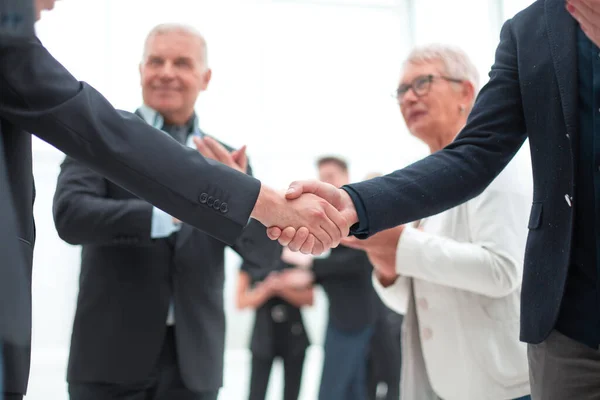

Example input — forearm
[0,39,260,245]
[237,287,272,309]
[276,287,314,308]
[396,227,522,298]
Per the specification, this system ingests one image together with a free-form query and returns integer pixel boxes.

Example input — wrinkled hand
[279,268,315,289]
[194,136,248,174]
[567,0,600,47]
[250,186,349,255]
[281,247,314,268]
[342,225,405,279]
[266,180,358,251]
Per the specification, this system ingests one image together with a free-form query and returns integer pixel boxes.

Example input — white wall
[26,0,535,399]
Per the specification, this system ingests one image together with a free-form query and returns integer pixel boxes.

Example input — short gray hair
[403,44,480,100]
[142,23,208,65]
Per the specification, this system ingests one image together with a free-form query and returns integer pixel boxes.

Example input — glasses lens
[414,77,431,96]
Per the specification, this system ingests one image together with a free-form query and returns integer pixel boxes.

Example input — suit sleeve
[52,156,157,246]
[394,178,530,298]
[234,219,284,278]
[0,38,260,245]
[346,19,527,238]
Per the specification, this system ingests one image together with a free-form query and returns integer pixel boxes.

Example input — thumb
[285,179,320,200]
[232,145,246,161]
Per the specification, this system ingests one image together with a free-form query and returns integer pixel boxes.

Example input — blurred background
[28,0,534,398]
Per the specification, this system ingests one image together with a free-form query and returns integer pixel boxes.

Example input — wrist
[250,184,281,225]
[338,188,359,226]
[375,270,399,288]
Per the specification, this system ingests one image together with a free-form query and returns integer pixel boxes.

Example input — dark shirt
[555,28,600,349]
[312,246,379,332]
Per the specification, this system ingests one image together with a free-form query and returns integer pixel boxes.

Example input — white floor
[25,346,324,400]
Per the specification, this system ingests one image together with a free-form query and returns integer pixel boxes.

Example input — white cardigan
[373,154,532,400]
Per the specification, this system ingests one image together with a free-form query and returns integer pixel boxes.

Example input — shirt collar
[138,104,202,137]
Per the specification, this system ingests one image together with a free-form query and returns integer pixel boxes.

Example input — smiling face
[398,60,469,145]
[139,29,211,125]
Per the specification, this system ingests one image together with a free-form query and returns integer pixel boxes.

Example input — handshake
[251,180,359,255]
[195,137,359,255]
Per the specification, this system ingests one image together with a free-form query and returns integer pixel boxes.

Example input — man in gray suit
[0,2,348,399]
[53,24,278,400]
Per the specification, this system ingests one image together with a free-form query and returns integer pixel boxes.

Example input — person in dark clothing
[236,258,313,400]
[367,303,403,400]
[279,156,391,400]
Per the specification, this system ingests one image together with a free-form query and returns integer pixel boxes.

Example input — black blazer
[53,139,280,392]
[346,0,576,344]
[0,38,260,394]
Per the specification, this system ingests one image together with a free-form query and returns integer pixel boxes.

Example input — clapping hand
[567,0,600,47]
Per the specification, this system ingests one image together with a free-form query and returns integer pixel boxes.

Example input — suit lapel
[545,0,578,142]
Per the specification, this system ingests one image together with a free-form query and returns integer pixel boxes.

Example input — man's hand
[568,0,600,47]
[250,185,349,255]
[193,136,248,174]
[341,225,405,280]
[266,180,359,250]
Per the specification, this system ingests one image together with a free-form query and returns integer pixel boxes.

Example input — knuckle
[310,208,326,219]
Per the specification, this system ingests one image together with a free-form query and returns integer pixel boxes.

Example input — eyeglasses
[393,74,463,101]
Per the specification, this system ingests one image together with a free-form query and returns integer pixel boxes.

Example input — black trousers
[69,327,218,400]
[248,352,305,400]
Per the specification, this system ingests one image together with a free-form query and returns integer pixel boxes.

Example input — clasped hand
[193,137,358,255]
[264,180,359,255]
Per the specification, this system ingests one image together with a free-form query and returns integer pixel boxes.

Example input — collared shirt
[140,105,203,239]
[138,105,201,326]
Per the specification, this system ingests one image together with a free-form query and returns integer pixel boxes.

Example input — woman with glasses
[343,44,532,400]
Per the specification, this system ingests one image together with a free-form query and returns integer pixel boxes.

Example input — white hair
[142,23,208,65]
[403,44,480,103]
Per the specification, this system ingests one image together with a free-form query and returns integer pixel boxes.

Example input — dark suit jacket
[346,0,576,344]
[312,246,379,332]
[0,38,260,394]
[53,137,279,392]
